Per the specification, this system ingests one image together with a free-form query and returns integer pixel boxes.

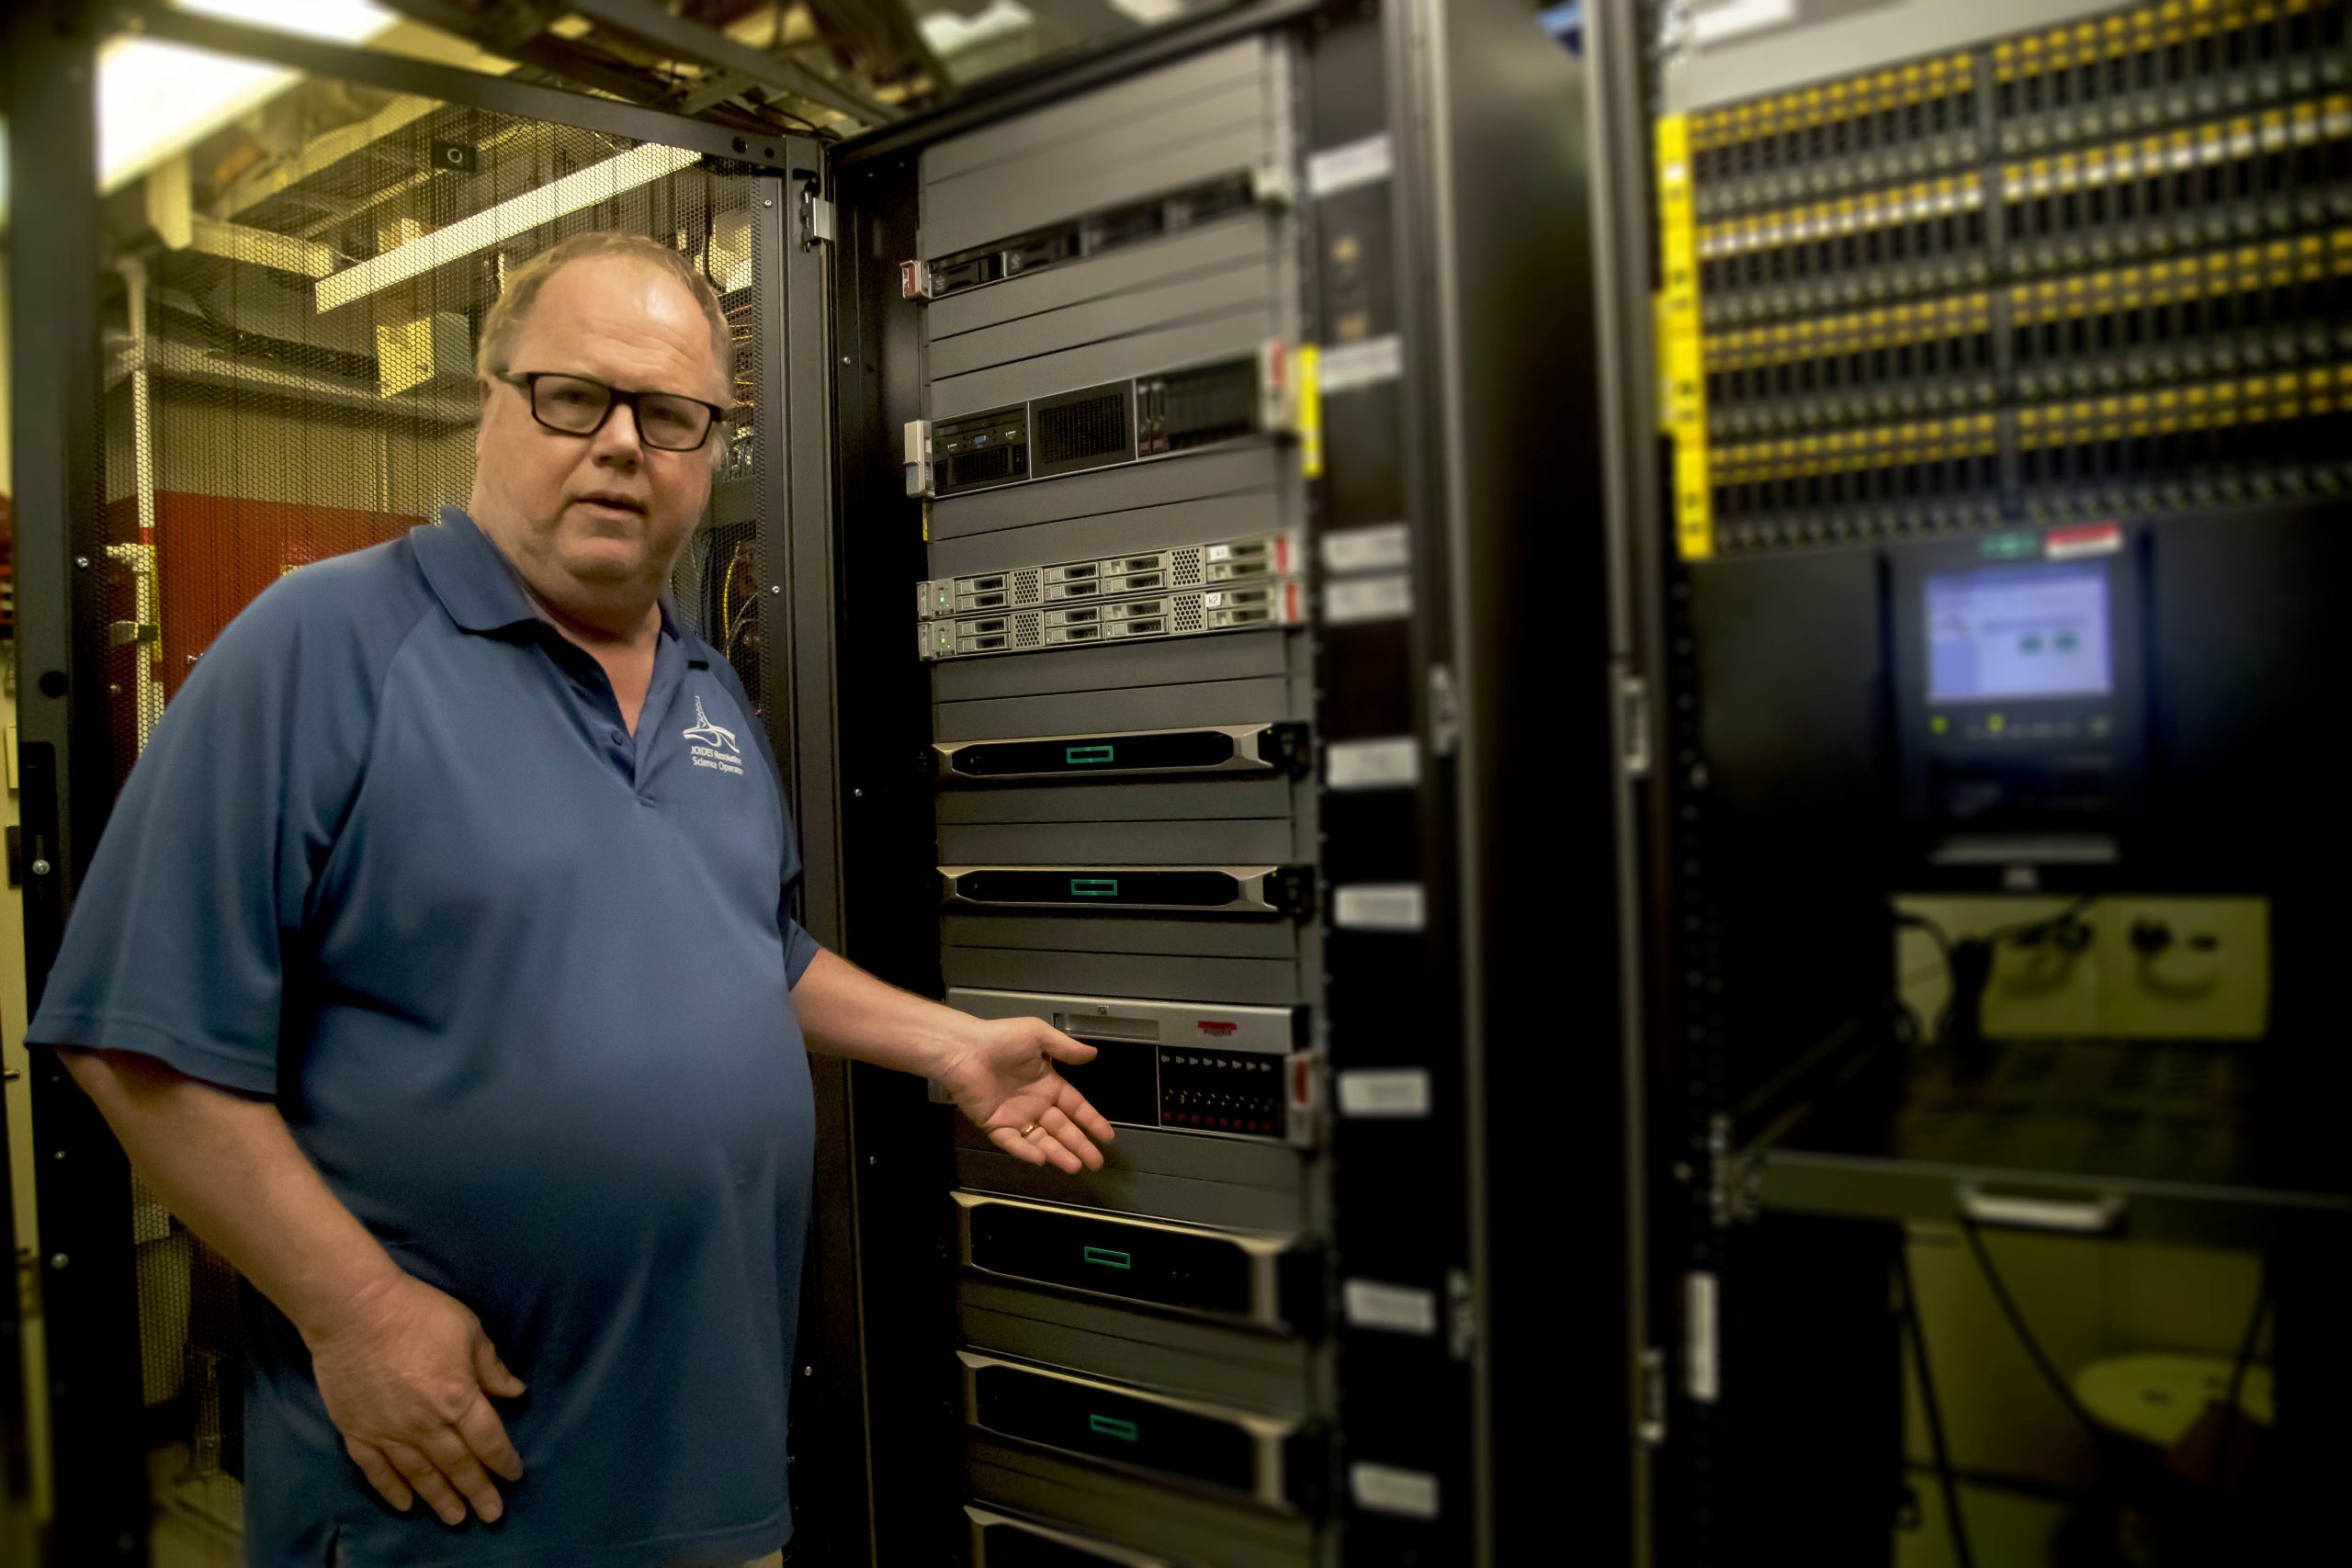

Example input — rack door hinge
[794,169,832,251]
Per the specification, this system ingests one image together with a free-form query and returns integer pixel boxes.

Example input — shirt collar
[415,506,696,652]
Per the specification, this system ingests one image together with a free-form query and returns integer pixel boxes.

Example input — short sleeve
[27,569,389,1095]
[706,652,825,986]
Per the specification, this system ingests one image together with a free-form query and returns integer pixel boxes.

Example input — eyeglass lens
[531,375,714,450]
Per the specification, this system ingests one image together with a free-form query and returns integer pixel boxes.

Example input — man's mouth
[572,491,648,516]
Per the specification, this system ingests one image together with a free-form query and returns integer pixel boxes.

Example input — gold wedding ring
[1019,1121,1038,1136]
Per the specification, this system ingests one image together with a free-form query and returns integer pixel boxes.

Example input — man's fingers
[1038,1104,1103,1171]
[421,1429,505,1524]
[1038,1026,1098,1066]
[471,1337,526,1399]
[988,1125,1050,1166]
[455,1393,526,1483]
[345,1439,414,1513]
[1020,1109,1085,1174]
[1056,1079,1118,1146]
[383,1441,468,1528]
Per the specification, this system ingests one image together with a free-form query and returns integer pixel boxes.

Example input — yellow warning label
[1656,113,1712,561]
[1297,344,1326,480]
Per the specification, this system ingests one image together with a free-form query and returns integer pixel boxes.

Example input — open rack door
[6,12,840,1553]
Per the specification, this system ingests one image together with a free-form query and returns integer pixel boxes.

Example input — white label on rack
[1327,737,1419,791]
[1685,1271,1721,1404]
[1308,132,1393,197]
[1334,884,1425,931]
[1336,1068,1430,1119]
[1691,0,1796,45]
[1318,333,1403,394]
[1350,1462,1442,1520]
[1344,1280,1439,1335]
[1327,572,1412,625]
[1323,522,1410,575]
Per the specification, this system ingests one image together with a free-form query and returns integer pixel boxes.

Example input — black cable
[1895,1247,1974,1568]
[1959,1217,2109,1447]
[2209,1265,2273,1491]
[1984,890,2098,947]
[1896,897,2098,1052]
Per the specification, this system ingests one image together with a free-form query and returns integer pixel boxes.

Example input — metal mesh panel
[85,83,770,1540]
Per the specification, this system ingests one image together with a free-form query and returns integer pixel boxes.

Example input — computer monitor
[1891,525,2145,869]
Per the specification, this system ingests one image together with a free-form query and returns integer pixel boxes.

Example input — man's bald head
[476,231,731,402]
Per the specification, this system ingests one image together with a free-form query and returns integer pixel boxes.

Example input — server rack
[12,3,1623,1564]
[816,4,1623,1562]
[1617,1,2352,1562]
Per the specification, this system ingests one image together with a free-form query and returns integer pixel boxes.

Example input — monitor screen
[1926,563,2113,705]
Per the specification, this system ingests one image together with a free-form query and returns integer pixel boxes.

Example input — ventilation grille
[1012,610,1045,648]
[1012,567,1043,607]
[1172,592,1206,633]
[941,445,1015,490]
[1036,392,1128,465]
[1170,547,1204,588]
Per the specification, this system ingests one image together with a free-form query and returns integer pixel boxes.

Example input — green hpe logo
[1065,744,1116,765]
[1070,877,1120,897]
[1088,1414,1141,1442]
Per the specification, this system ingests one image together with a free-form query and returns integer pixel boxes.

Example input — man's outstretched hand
[929,1015,1118,1174]
[306,1270,526,1527]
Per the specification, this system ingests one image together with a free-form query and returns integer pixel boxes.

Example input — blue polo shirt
[29,510,821,1566]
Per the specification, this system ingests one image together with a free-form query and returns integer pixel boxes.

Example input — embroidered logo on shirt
[684,694,744,776]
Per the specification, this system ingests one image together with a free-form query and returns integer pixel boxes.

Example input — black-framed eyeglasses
[495,370,727,452]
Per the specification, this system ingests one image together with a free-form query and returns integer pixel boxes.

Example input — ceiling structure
[68,1,1221,426]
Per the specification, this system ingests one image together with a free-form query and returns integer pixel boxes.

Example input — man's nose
[589,399,644,466]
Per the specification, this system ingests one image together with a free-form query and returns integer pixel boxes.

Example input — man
[28,231,1114,1566]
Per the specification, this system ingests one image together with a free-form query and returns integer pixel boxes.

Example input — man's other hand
[931,1016,1118,1175]
[305,1270,527,1526]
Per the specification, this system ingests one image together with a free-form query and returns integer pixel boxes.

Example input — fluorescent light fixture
[314,142,703,313]
[100,0,401,195]
[919,0,1037,55]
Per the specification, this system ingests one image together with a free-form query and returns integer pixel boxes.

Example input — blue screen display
[1927,563,2113,705]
